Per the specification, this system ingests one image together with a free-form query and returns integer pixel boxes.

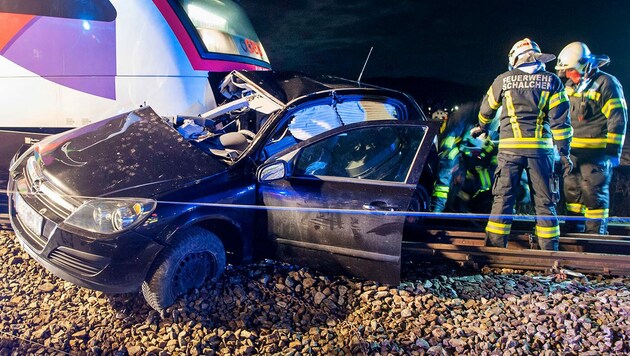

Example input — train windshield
[175,0,269,64]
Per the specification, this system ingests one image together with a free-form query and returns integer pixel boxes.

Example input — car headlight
[63,198,156,235]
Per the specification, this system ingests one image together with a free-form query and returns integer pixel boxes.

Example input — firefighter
[477,38,573,251]
[555,42,628,234]
[431,103,487,212]
[458,113,499,212]
[430,106,466,212]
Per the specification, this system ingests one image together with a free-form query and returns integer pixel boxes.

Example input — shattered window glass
[288,100,399,141]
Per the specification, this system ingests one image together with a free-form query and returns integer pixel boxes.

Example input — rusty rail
[404,220,630,275]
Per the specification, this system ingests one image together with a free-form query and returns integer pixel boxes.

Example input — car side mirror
[257,160,288,182]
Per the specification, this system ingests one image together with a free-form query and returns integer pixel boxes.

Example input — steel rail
[402,243,630,275]
[403,224,630,275]
[412,228,630,254]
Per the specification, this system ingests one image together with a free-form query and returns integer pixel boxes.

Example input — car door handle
[363,201,398,211]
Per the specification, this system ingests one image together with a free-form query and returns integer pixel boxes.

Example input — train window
[0,0,116,22]
[174,0,268,63]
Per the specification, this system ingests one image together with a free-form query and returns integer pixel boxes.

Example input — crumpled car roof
[222,70,423,115]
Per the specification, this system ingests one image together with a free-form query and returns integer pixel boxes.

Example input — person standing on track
[555,42,628,235]
[476,38,573,251]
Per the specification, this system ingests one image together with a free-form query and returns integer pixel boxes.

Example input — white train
[0,0,271,168]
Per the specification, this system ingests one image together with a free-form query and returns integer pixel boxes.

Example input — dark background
[239,0,630,108]
[238,0,630,216]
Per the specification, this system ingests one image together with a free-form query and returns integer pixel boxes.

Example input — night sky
[239,0,630,91]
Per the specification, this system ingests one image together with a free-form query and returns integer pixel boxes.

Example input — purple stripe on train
[3,16,116,99]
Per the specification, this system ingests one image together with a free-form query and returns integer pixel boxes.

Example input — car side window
[293,125,427,182]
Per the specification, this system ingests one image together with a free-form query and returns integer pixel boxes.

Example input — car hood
[33,107,227,198]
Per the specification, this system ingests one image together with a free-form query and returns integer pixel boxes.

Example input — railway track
[1,209,628,276]
[404,219,630,276]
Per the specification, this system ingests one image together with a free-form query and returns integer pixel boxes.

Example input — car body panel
[260,178,414,284]
[259,120,440,284]
[32,107,226,199]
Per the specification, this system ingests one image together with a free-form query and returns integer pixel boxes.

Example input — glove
[606,145,621,168]
[469,125,487,138]
[560,155,573,177]
[605,145,621,167]
[609,156,620,168]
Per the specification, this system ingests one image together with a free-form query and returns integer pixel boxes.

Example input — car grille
[48,248,108,276]
[24,155,78,219]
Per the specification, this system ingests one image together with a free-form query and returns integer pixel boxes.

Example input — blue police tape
[4,188,629,225]
[153,200,630,224]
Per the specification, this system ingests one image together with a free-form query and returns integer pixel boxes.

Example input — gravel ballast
[0,230,628,355]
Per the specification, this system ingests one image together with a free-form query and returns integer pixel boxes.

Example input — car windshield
[262,96,403,159]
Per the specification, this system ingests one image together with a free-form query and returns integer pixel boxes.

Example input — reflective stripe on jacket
[565,70,628,158]
[478,68,572,156]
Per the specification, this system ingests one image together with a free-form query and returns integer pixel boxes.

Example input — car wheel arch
[196,218,246,265]
[163,214,248,266]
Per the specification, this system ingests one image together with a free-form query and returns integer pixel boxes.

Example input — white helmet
[555,42,590,73]
[508,38,555,69]
[555,41,610,74]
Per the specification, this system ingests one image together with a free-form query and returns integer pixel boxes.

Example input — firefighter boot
[585,218,608,235]
[563,217,585,234]
[537,237,559,251]
[485,232,507,248]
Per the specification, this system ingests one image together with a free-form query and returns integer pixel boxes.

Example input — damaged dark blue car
[8,71,439,310]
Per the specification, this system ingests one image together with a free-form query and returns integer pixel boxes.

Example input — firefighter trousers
[563,153,611,235]
[431,154,457,212]
[485,152,560,250]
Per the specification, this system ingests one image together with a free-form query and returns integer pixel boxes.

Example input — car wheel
[141,227,226,312]
[406,185,430,225]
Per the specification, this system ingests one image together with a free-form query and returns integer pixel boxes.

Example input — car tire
[406,185,430,225]
[141,227,226,312]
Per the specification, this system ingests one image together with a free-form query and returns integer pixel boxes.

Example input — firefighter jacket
[565,70,627,159]
[478,68,572,157]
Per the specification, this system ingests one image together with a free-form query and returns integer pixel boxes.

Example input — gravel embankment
[0,229,628,355]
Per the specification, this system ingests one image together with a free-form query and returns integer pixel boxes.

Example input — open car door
[257,120,439,284]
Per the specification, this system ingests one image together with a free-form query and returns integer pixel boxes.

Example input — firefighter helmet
[555,42,610,73]
[555,42,591,73]
[508,38,555,69]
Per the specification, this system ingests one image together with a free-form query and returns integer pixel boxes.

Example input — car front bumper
[8,185,164,294]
